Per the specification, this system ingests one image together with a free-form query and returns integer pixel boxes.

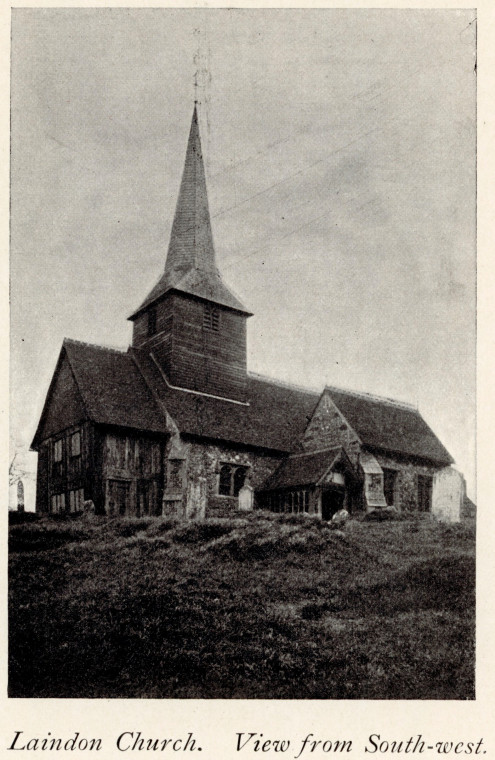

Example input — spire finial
[193,28,201,107]
[193,69,199,106]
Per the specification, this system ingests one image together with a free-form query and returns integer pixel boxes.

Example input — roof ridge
[63,338,127,355]
[287,446,343,459]
[325,384,417,411]
[248,372,320,396]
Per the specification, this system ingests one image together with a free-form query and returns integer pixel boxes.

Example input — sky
[10,8,476,506]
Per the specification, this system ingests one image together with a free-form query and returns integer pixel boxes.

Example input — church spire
[129,105,250,320]
[165,102,216,279]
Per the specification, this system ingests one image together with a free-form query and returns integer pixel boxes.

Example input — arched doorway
[321,486,345,521]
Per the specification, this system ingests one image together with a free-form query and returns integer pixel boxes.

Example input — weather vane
[193,69,201,106]
[192,27,211,107]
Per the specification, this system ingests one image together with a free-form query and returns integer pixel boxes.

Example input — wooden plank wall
[132,293,247,402]
[37,421,96,513]
[101,432,165,516]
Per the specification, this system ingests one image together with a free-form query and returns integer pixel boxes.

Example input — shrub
[8,511,40,526]
[300,602,328,620]
[364,507,401,522]
[124,535,171,552]
[114,518,155,538]
[9,522,90,553]
[208,522,334,560]
[172,520,240,544]
[145,517,180,536]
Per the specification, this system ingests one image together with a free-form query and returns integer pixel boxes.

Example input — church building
[32,106,464,522]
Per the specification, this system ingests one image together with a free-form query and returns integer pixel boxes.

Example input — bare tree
[9,452,33,487]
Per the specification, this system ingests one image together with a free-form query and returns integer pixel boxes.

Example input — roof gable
[31,347,88,448]
[32,340,170,447]
[300,388,361,453]
[261,447,344,490]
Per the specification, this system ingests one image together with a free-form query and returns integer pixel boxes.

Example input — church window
[147,307,157,337]
[53,438,63,462]
[383,468,396,506]
[218,463,248,497]
[219,464,232,495]
[52,438,64,476]
[69,488,84,513]
[203,303,219,331]
[70,430,81,457]
[51,492,65,514]
[417,475,433,512]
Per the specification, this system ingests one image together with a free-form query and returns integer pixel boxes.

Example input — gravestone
[82,499,96,517]
[17,480,25,513]
[238,484,254,511]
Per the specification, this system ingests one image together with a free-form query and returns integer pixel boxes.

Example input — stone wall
[164,437,283,518]
[372,450,443,513]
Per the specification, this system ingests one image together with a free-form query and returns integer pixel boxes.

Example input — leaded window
[69,488,84,513]
[70,430,81,457]
[51,493,65,514]
[218,463,248,497]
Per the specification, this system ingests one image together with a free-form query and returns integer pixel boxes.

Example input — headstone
[17,480,25,513]
[432,467,463,522]
[238,484,254,511]
[82,499,96,517]
[186,477,207,520]
[331,508,349,525]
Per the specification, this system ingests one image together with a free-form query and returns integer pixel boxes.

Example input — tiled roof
[34,340,319,452]
[33,340,454,467]
[261,447,343,490]
[131,348,319,452]
[129,107,250,319]
[325,386,453,465]
[63,340,169,435]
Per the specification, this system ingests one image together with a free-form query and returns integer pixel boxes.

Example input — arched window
[233,467,247,497]
[219,464,232,496]
[218,463,249,497]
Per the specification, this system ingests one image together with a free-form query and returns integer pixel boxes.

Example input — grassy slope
[8,512,475,699]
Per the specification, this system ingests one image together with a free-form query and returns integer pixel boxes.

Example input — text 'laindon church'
[32,106,465,522]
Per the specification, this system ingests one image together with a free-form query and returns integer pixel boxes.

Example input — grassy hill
[8,511,475,699]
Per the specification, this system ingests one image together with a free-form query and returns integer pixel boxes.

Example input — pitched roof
[39,340,168,442]
[33,340,319,452]
[132,348,319,452]
[261,447,344,490]
[33,340,454,466]
[324,386,453,465]
[129,106,250,319]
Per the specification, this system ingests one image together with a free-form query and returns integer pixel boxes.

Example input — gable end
[300,389,361,462]
[31,348,88,449]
